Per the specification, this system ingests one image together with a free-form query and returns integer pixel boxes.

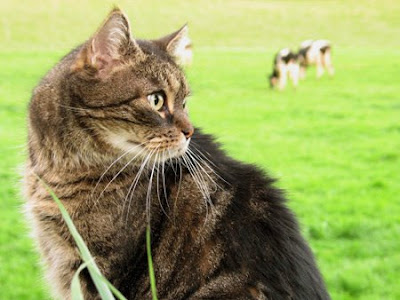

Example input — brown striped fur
[24,8,330,300]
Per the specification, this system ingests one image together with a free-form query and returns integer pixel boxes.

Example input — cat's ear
[72,8,143,76]
[155,25,193,66]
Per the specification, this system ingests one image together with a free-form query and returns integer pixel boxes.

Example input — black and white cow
[298,40,334,79]
[269,48,300,90]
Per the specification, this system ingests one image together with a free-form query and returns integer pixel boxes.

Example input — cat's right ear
[154,25,193,67]
[71,8,143,77]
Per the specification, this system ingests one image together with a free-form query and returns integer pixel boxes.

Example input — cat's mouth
[105,130,190,162]
[126,135,190,162]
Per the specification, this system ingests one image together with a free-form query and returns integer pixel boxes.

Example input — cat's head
[66,8,193,162]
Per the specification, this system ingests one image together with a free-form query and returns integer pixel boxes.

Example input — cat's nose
[174,113,194,139]
[182,127,194,139]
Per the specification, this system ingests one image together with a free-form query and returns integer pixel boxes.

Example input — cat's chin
[173,137,191,158]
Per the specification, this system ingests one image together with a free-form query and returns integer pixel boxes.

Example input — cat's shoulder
[192,128,287,208]
[192,128,277,183]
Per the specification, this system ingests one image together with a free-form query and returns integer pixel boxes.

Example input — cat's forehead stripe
[163,69,188,114]
[165,70,180,92]
[166,90,175,115]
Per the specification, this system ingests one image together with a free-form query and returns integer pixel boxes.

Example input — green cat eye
[147,92,165,111]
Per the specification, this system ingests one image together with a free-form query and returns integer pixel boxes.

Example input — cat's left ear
[72,8,143,77]
[155,25,193,66]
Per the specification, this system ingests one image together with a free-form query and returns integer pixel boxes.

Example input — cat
[23,8,331,300]
[297,40,335,79]
[268,48,300,90]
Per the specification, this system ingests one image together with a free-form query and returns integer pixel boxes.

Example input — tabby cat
[24,8,331,300]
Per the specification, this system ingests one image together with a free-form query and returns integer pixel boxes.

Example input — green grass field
[1,1,399,299]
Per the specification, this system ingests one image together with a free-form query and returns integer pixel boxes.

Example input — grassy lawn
[1,1,399,299]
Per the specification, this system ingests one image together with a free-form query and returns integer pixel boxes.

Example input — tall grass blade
[36,175,115,299]
[103,278,128,300]
[71,262,90,300]
[37,174,155,300]
[146,225,159,300]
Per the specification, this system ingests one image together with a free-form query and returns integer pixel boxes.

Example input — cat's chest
[33,169,220,264]
[66,173,204,233]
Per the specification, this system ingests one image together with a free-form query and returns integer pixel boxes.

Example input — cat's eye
[147,92,165,111]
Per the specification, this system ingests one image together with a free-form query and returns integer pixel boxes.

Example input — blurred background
[1,0,399,299]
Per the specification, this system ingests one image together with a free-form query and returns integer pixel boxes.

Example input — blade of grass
[37,173,155,300]
[36,175,115,300]
[103,278,128,300]
[146,225,159,300]
[71,262,90,300]
[71,261,124,300]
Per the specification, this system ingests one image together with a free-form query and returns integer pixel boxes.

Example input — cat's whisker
[186,148,223,191]
[185,155,217,198]
[188,146,219,172]
[91,141,147,198]
[186,149,217,183]
[168,149,178,177]
[181,153,211,220]
[145,149,158,224]
[189,141,218,168]
[156,151,170,220]
[94,145,148,206]
[172,157,184,209]
[189,143,229,186]
[183,153,208,196]
[124,145,162,222]
[188,147,229,196]
[123,149,155,221]
[121,159,145,220]
[59,104,92,112]
[190,156,215,211]
[181,153,211,205]
[161,151,170,210]
[174,156,179,177]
